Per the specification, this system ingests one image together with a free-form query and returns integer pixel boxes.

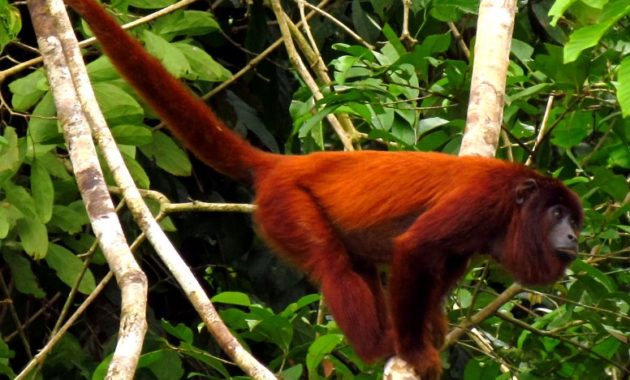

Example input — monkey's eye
[552,206,565,220]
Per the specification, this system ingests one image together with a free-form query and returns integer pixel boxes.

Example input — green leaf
[15,217,48,260]
[92,354,112,380]
[178,342,230,377]
[0,127,21,174]
[111,125,153,146]
[616,56,630,118]
[456,288,473,308]
[0,336,16,378]
[226,92,279,152]
[175,43,232,82]
[592,336,621,359]
[563,0,630,63]
[607,143,630,168]
[0,1,21,52]
[464,358,501,380]
[86,56,121,82]
[31,161,54,223]
[46,243,96,294]
[571,260,616,292]
[253,315,293,350]
[31,151,72,180]
[161,320,193,344]
[281,294,320,317]
[138,349,184,380]
[0,207,9,239]
[142,30,190,78]
[8,69,47,112]
[280,365,303,380]
[436,0,479,14]
[418,117,449,136]
[128,0,176,9]
[28,92,63,145]
[211,291,251,306]
[4,183,38,220]
[49,205,88,234]
[115,151,151,189]
[139,131,191,176]
[511,39,534,62]
[2,251,45,298]
[548,0,578,26]
[551,111,592,148]
[535,44,587,87]
[564,23,612,63]
[152,10,220,38]
[431,5,464,22]
[93,82,145,126]
[306,334,344,376]
[507,83,549,103]
[591,167,629,202]
[351,0,380,42]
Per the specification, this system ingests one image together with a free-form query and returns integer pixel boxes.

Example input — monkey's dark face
[498,178,584,286]
[547,204,580,262]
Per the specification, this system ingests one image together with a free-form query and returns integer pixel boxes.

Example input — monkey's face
[547,204,580,262]
[499,178,583,286]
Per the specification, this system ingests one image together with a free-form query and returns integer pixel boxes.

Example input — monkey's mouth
[555,247,578,262]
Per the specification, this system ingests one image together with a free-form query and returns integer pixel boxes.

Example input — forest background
[0,0,628,379]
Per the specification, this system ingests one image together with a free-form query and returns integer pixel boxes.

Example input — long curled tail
[64,0,275,183]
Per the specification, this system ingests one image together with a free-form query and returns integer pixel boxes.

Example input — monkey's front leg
[389,245,447,380]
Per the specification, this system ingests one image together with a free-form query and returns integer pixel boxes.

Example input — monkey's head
[499,177,583,285]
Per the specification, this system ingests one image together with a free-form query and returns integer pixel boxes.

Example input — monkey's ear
[515,178,538,205]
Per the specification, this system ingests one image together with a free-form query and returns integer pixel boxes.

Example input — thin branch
[298,0,374,49]
[0,272,33,359]
[269,0,354,150]
[0,0,200,83]
[447,21,470,60]
[444,283,523,347]
[525,94,554,166]
[5,293,62,342]
[284,15,360,138]
[496,311,628,371]
[400,0,417,47]
[15,272,116,379]
[204,0,333,100]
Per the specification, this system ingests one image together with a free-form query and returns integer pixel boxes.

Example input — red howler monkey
[61,1,583,378]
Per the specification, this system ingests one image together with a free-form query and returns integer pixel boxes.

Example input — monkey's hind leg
[254,187,394,362]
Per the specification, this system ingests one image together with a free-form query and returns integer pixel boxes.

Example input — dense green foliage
[0,0,628,379]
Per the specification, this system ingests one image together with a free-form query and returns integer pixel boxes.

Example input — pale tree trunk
[460,0,517,158]
[24,1,148,379]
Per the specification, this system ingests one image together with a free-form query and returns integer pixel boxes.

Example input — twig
[0,0,200,83]
[15,272,116,379]
[525,94,554,166]
[4,293,61,343]
[269,0,354,150]
[298,0,374,49]
[0,272,33,359]
[448,21,470,60]
[204,0,333,100]
[496,311,628,371]
[284,15,360,138]
[400,0,417,47]
[444,283,523,347]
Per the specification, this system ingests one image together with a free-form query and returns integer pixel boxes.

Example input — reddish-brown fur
[62,1,584,378]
